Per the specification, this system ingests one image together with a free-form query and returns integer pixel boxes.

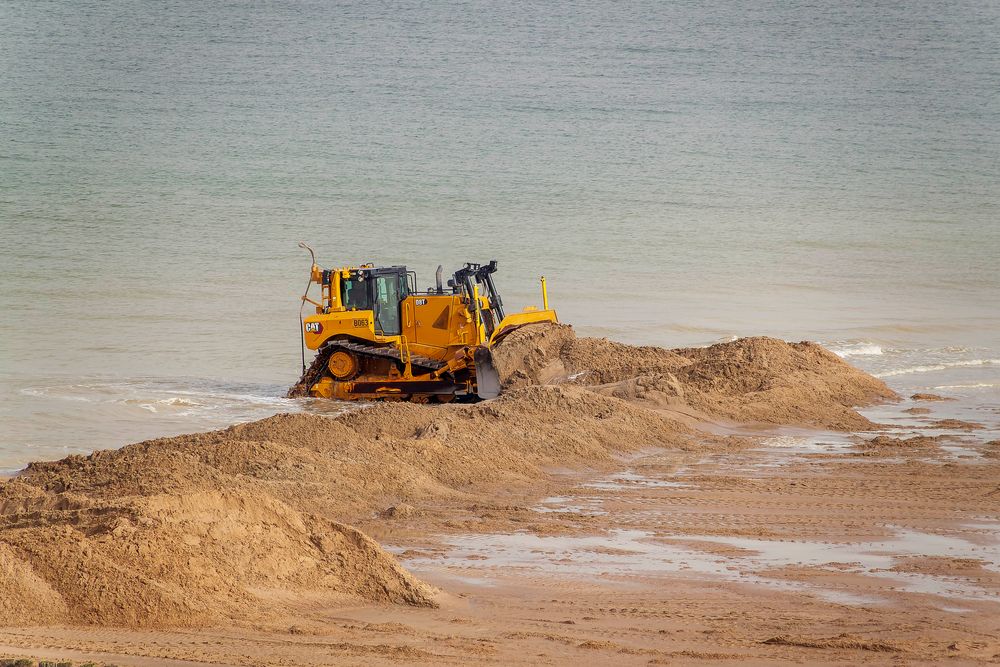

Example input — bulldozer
[288,243,558,402]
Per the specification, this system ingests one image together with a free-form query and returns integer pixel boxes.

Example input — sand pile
[0,481,434,628]
[670,336,894,429]
[492,323,689,387]
[493,324,895,429]
[0,326,894,630]
[0,384,695,628]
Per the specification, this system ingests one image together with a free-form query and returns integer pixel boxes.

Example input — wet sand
[3,425,998,665]
[1,330,998,665]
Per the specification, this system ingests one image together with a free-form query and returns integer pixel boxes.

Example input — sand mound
[0,481,434,628]
[1,325,894,630]
[1,384,696,628]
[671,337,894,429]
[490,322,577,388]
[493,324,894,429]
[492,324,689,387]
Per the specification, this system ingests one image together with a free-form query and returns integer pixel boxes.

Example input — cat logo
[304,322,322,334]
[415,298,428,306]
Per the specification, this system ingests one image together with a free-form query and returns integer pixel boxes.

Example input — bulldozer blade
[474,347,502,399]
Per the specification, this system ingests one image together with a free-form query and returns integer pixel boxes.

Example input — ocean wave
[931,382,999,390]
[123,397,200,407]
[830,343,884,358]
[21,378,292,405]
[120,397,208,414]
[159,388,293,406]
[19,386,96,401]
[875,359,1000,378]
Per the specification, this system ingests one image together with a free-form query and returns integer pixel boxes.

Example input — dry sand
[2,324,998,665]
[492,323,893,429]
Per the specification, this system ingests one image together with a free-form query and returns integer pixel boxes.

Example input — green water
[1,1,998,467]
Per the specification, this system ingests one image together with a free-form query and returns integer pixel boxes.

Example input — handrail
[398,335,413,378]
[301,295,322,308]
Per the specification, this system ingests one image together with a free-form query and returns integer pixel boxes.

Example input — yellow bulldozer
[288,243,558,402]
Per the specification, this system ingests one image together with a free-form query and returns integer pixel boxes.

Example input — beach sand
[1,325,997,665]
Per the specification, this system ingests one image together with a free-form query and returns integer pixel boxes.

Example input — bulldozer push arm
[287,248,557,403]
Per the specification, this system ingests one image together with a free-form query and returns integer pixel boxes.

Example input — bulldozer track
[287,339,447,398]
[326,340,447,372]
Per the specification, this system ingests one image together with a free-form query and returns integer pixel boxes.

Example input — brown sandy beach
[2,325,998,665]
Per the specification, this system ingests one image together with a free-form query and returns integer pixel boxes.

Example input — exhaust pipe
[435,265,444,294]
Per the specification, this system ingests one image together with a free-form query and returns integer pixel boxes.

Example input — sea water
[1,0,998,468]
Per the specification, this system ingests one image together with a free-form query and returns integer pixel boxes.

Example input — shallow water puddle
[758,433,855,455]
[582,470,694,491]
[532,496,608,515]
[670,527,1000,600]
[861,395,1000,442]
[404,529,735,578]
[938,442,984,459]
[756,429,991,465]
[405,523,1000,609]
[401,528,877,604]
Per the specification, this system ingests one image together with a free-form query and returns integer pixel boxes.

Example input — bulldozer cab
[371,268,408,336]
[340,267,409,336]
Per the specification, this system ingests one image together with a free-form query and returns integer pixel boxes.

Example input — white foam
[932,382,998,390]
[831,343,884,358]
[875,359,1000,378]
[19,387,95,402]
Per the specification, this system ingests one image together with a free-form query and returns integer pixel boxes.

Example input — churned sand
[2,325,997,664]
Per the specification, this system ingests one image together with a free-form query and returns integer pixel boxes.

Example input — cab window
[373,275,402,335]
[341,275,371,311]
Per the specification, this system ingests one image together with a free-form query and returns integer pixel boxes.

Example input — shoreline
[3,332,995,474]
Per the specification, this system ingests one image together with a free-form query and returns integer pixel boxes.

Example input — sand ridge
[493,323,895,429]
[0,325,897,630]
